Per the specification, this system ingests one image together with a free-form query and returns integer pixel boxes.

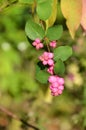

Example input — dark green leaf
[36,0,52,20]
[46,25,63,40]
[54,46,72,61]
[25,20,45,40]
[54,59,65,76]
[35,65,50,84]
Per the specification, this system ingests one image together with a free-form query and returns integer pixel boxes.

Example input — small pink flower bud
[48,76,57,83]
[52,82,59,88]
[48,52,54,58]
[47,65,54,75]
[50,41,57,48]
[39,52,54,66]
[43,60,47,65]
[58,85,64,90]
[57,77,64,85]
[51,92,58,96]
[35,38,40,43]
[48,59,54,66]
[32,38,43,50]
[39,43,43,48]
[32,42,37,46]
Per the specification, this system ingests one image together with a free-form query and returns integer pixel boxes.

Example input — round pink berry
[48,76,57,83]
[52,82,59,88]
[58,85,64,90]
[51,92,58,96]
[43,60,48,65]
[39,43,43,48]
[48,59,54,66]
[48,52,54,58]
[57,77,64,85]
[50,41,57,48]
[58,90,63,95]
[32,41,37,46]
[47,65,54,75]
[35,38,40,43]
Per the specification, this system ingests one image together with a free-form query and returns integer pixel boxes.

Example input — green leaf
[54,59,65,76]
[36,0,53,20]
[19,0,34,4]
[54,46,72,61]
[46,0,57,28]
[36,70,50,84]
[35,65,50,84]
[46,25,63,40]
[25,20,45,40]
[61,0,82,38]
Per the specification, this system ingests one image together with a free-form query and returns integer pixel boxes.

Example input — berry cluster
[39,52,54,66]
[48,75,64,96]
[32,38,64,96]
[32,38,43,50]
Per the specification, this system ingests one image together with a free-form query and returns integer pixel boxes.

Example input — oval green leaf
[25,20,45,40]
[46,25,63,40]
[54,59,65,76]
[54,46,72,61]
[35,70,50,84]
[36,0,53,20]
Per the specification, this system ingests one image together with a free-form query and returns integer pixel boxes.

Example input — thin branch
[46,43,50,52]
[0,105,39,130]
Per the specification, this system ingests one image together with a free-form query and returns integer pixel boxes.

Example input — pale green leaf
[25,20,45,40]
[36,0,53,20]
[54,46,72,61]
[46,25,63,40]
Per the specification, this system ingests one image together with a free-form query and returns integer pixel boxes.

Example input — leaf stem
[46,43,50,52]
[44,37,51,52]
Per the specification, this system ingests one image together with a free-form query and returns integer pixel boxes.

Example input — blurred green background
[0,1,86,130]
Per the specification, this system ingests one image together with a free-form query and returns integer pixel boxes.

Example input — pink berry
[58,90,63,94]
[32,38,43,50]
[48,52,54,58]
[50,41,57,48]
[48,76,57,83]
[48,59,54,66]
[43,60,47,65]
[36,45,40,50]
[47,65,54,75]
[58,85,64,90]
[52,82,59,88]
[57,77,64,85]
[35,38,40,43]
[39,43,43,48]
[32,42,37,46]
[48,75,64,96]
[51,92,58,96]
[39,52,54,66]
